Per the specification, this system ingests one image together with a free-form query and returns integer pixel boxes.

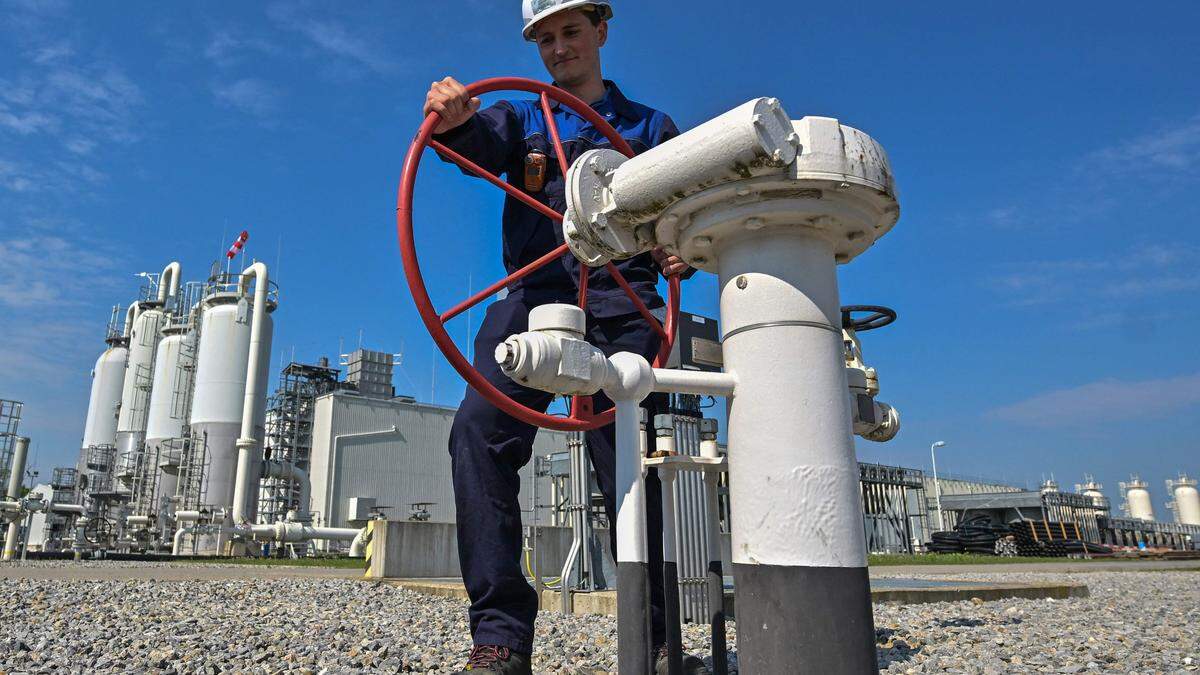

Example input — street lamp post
[931,441,947,531]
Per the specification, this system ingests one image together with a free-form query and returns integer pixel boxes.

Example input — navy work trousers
[448,293,667,654]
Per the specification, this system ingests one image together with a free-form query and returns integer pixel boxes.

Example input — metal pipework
[156,261,181,303]
[123,302,142,339]
[558,102,899,672]
[3,437,30,561]
[261,459,311,520]
[498,308,740,675]
[231,262,270,525]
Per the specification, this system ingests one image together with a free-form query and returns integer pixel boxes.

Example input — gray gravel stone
[1,562,1196,673]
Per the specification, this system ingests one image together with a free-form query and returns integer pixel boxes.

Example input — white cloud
[0,102,57,135]
[0,37,144,196]
[204,30,281,68]
[987,244,1200,309]
[212,78,283,118]
[988,373,1200,428]
[0,223,128,391]
[1088,113,1200,175]
[29,40,73,65]
[267,3,397,75]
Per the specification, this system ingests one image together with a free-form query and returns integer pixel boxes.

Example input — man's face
[533,9,607,86]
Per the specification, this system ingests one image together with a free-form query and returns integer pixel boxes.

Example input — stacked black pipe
[956,515,1012,554]
[927,530,963,553]
[1010,520,1113,557]
[926,515,1011,554]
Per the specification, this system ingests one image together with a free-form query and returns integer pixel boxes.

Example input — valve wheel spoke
[605,262,670,341]
[439,243,572,323]
[539,92,572,177]
[429,140,563,223]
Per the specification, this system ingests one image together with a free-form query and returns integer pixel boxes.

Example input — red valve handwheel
[396,77,680,432]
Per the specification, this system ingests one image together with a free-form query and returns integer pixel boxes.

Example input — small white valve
[495,304,617,396]
[842,305,901,442]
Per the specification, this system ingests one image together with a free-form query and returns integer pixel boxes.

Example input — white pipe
[127,515,152,527]
[175,510,203,523]
[326,427,399,525]
[50,504,85,515]
[172,525,191,555]
[651,369,737,397]
[156,261,181,303]
[349,526,372,558]
[3,437,30,561]
[123,302,142,338]
[232,262,269,525]
[614,397,647,565]
[262,459,310,520]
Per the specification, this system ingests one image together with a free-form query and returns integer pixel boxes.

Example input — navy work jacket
[434,80,681,319]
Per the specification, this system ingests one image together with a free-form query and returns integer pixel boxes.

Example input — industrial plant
[4,252,1196,567]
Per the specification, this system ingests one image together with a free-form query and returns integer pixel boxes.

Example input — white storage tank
[81,340,129,451]
[1120,476,1155,521]
[189,291,274,515]
[114,302,167,486]
[144,325,195,516]
[1166,475,1200,525]
[1075,476,1106,508]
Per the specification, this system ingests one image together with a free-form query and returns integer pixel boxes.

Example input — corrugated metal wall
[310,393,569,528]
[924,475,1022,532]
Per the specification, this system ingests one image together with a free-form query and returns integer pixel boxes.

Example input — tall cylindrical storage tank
[115,304,167,486]
[189,292,273,517]
[81,341,129,451]
[145,326,195,518]
[1121,477,1155,521]
[1075,476,1105,508]
[1167,476,1200,525]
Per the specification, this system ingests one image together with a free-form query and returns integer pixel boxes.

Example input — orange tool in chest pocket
[524,152,547,193]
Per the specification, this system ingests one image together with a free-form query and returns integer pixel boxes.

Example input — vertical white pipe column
[699,418,728,675]
[655,415,684,675]
[3,437,30,561]
[615,397,651,675]
[720,230,877,673]
[232,263,269,525]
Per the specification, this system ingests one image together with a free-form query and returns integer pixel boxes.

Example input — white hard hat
[522,0,613,41]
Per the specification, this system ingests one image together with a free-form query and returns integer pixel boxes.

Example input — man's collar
[548,80,636,122]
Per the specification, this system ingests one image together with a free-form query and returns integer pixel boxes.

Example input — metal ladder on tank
[173,432,209,513]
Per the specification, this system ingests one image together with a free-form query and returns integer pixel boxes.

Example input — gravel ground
[0,562,1196,673]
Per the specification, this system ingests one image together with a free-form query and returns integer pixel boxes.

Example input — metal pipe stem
[615,397,651,675]
[704,472,729,675]
[720,230,877,673]
[660,467,684,675]
[652,369,737,397]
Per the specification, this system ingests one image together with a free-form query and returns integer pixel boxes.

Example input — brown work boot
[653,644,710,674]
[454,645,533,674]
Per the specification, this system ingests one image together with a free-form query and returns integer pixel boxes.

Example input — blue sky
[1,1,1198,517]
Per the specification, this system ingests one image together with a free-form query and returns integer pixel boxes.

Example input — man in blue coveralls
[425,2,705,673]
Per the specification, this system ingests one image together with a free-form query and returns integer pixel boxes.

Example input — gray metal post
[699,419,728,675]
[655,414,684,675]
